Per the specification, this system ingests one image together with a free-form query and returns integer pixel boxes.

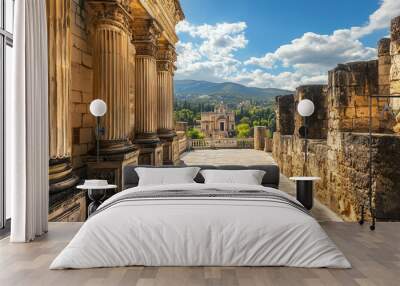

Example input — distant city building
[200,103,236,138]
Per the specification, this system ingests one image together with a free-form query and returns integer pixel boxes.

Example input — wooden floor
[1,222,399,286]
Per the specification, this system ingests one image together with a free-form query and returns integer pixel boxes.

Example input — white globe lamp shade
[90,99,107,117]
[297,99,315,117]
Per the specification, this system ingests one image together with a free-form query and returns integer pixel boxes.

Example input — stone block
[79,128,93,144]
[82,113,95,127]
[71,112,82,128]
[72,34,89,53]
[82,52,92,68]
[72,103,87,114]
[72,144,88,156]
[71,90,82,103]
[72,46,82,64]
[82,92,93,103]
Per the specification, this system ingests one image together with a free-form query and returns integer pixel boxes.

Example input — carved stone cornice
[133,19,161,57]
[158,0,185,25]
[88,0,134,34]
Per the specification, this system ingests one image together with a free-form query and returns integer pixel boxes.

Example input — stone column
[157,44,178,164]
[157,44,176,136]
[133,19,160,143]
[128,43,136,140]
[89,0,135,154]
[86,1,139,192]
[47,0,79,192]
[133,19,164,165]
[390,16,400,133]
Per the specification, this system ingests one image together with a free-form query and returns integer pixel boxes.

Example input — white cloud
[246,30,377,71]
[175,20,247,81]
[175,0,399,89]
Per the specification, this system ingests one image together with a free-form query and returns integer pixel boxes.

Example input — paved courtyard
[182,149,341,222]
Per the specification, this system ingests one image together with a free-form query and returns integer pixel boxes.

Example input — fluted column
[157,44,176,137]
[89,0,135,153]
[128,43,136,140]
[47,0,79,192]
[133,19,161,143]
[390,16,400,133]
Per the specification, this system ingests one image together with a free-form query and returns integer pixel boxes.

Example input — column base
[159,134,180,165]
[136,142,164,166]
[134,132,160,144]
[90,139,136,156]
[86,149,140,193]
[49,158,80,194]
[158,128,176,139]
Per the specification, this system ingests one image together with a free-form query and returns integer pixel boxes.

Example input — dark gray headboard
[123,164,280,190]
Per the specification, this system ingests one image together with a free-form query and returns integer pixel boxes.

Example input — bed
[50,165,351,269]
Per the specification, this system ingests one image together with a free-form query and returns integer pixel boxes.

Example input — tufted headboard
[123,164,280,190]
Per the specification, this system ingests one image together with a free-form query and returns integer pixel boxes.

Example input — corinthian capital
[157,44,175,61]
[156,43,176,72]
[133,19,162,57]
[88,0,134,33]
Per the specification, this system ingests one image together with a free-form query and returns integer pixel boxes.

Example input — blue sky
[175,0,400,90]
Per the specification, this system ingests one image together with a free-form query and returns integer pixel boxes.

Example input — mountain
[174,80,293,105]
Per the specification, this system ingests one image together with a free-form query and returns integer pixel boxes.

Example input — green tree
[240,116,251,125]
[236,123,250,138]
[174,109,195,125]
[187,128,205,139]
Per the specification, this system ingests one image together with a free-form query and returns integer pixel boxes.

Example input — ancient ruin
[47,0,185,221]
[273,16,400,221]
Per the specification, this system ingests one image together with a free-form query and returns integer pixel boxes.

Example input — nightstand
[289,177,320,210]
[77,184,117,216]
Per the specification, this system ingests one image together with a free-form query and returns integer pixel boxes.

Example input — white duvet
[50,183,351,269]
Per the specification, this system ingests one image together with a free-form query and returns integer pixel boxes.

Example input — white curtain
[8,0,49,242]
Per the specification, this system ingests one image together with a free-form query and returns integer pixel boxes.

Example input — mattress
[50,183,351,269]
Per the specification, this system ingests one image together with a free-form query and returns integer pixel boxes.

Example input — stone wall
[70,0,95,173]
[273,33,400,221]
[273,131,400,221]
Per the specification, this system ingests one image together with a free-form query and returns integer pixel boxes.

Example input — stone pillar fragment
[47,0,79,192]
[378,38,391,96]
[294,85,328,139]
[327,61,379,133]
[275,94,295,135]
[377,38,394,131]
[390,16,400,133]
[254,126,266,150]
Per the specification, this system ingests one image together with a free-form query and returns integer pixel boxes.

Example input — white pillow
[135,167,201,186]
[200,169,266,185]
